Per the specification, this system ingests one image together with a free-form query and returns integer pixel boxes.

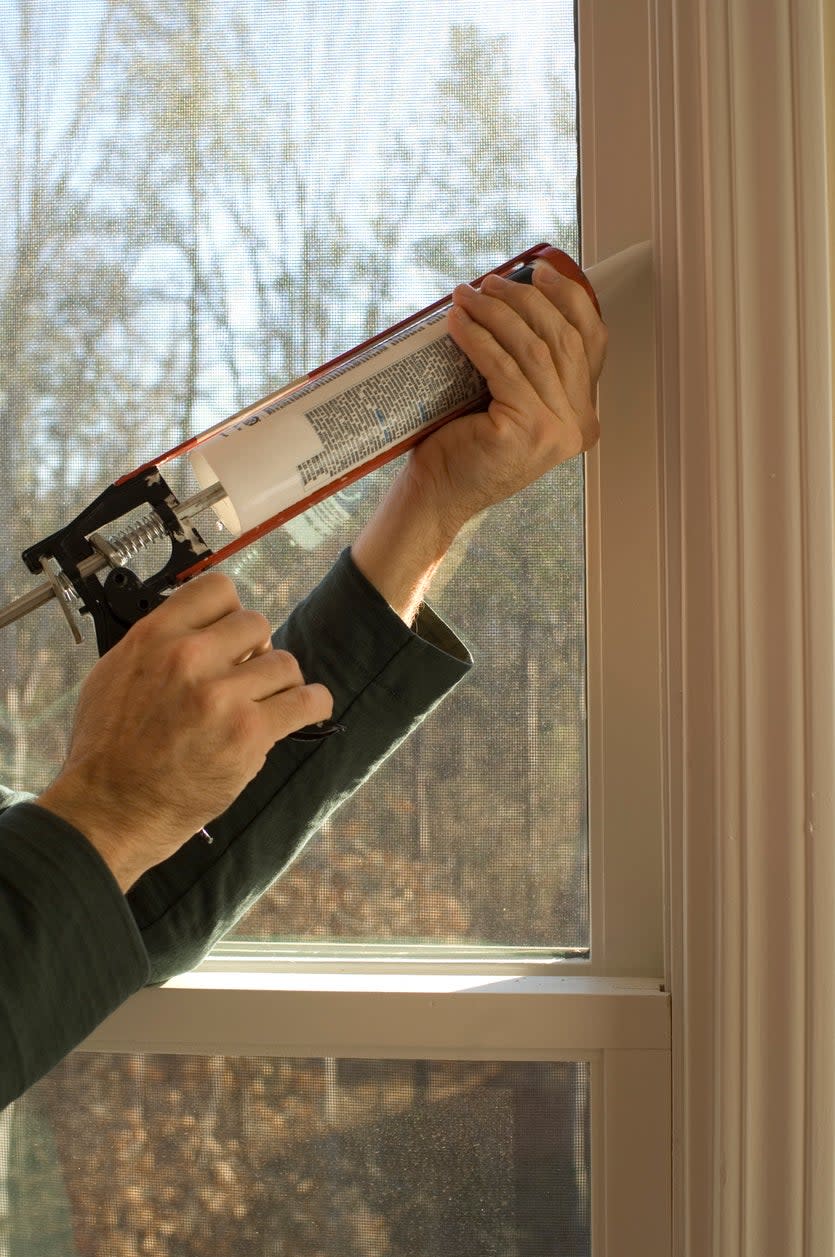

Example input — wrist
[38,774,147,894]
[352,458,467,624]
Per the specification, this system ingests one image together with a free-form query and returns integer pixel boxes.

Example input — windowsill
[79,972,670,1057]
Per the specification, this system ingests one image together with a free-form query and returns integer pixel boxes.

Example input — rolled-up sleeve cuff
[286,546,473,690]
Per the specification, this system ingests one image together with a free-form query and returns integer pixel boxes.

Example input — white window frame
[654,0,835,1253]
[80,1,675,1253]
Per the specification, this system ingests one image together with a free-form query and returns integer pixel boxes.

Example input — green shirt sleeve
[0,800,149,1110]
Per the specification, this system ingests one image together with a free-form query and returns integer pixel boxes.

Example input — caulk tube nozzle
[583,242,652,321]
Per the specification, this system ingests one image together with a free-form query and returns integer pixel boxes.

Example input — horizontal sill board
[80,975,670,1057]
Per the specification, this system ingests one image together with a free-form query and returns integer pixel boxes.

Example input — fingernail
[532,260,561,284]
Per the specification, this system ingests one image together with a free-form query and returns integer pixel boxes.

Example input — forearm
[350,457,467,625]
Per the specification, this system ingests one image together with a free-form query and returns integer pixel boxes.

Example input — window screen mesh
[5,1055,591,1257]
[0,0,586,949]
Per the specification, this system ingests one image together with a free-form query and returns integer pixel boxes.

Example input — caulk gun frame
[121,243,598,584]
[3,243,598,648]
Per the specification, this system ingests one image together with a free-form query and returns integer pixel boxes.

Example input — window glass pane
[5,1054,591,1256]
[0,0,586,949]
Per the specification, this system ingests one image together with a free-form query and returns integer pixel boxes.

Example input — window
[0,0,669,1252]
[10,1056,592,1254]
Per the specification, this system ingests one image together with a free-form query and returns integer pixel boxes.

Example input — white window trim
[580,0,664,981]
[653,0,835,1253]
[77,1,673,1253]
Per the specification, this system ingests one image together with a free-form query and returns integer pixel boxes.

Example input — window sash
[78,975,672,1257]
[79,0,667,1044]
[73,2,671,1252]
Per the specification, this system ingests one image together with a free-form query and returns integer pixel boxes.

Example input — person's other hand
[38,573,332,890]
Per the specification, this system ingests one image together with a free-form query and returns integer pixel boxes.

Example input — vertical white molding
[579,0,665,978]
[654,0,835,1254]
[798,6,835,1254]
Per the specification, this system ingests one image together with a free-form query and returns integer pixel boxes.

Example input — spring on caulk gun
[88,478,226,573]
[30,509,174,622]
[62,509,171,599]
[105,511,169,564]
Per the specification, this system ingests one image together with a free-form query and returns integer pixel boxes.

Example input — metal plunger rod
[0,481,226,632]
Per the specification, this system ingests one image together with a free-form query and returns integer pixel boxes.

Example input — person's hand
[37,573,333,891]
[407,259,607,538]
[351,260,607,622]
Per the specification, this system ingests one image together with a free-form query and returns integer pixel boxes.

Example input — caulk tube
[189,302,487,534]
[189,245,600,537]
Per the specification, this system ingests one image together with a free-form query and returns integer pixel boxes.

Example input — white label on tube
[189,308,486,535]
